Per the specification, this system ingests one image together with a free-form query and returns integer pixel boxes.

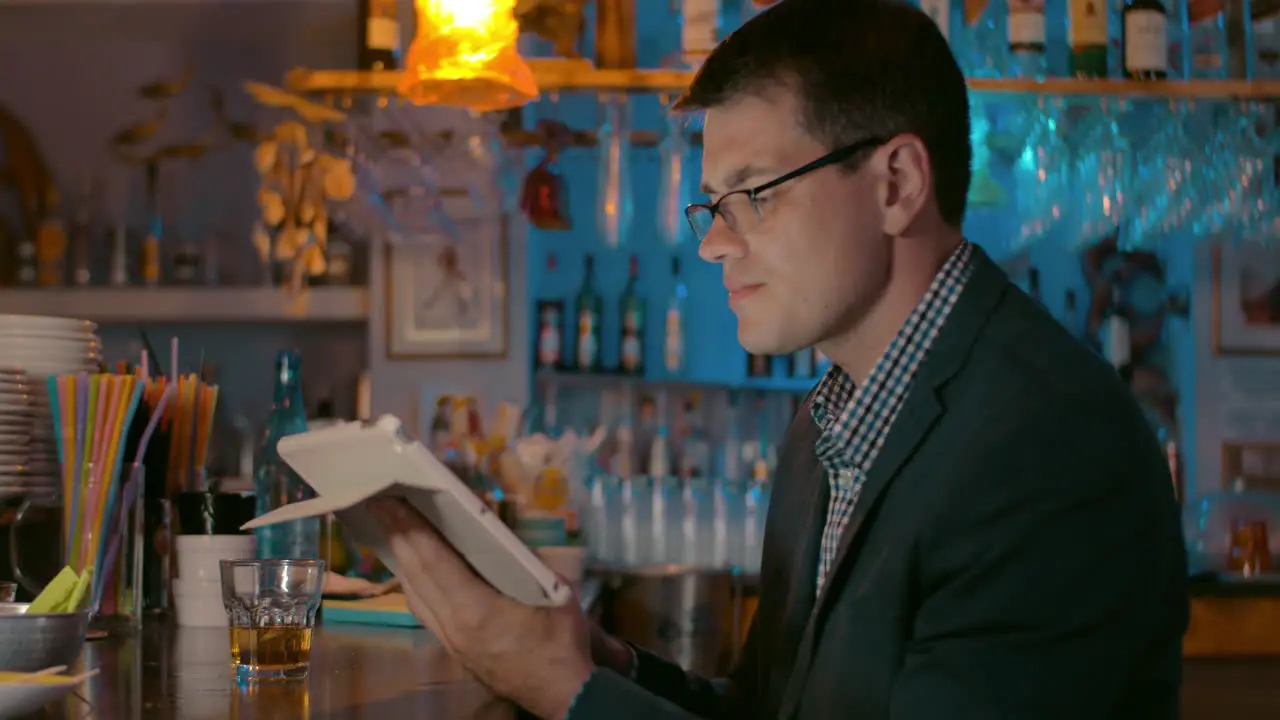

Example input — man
[366,0,1189,718]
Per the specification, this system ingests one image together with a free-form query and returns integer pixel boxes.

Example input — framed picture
[1212,243,1280,355]
[1221,441,1280,494]
[385,215,508,359]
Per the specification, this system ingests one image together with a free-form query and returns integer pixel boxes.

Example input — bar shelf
[284,60,1280,101]
[0,286,369,323]
[534,368,816,394]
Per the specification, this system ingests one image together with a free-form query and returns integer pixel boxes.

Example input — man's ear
[875,135,931,236]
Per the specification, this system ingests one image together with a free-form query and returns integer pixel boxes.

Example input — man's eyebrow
[700,165,770,196]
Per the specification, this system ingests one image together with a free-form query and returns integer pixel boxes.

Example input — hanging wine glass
[1227,102,1280,243]
[656,94,694,246]
[1070,99,1132,251]
[1190,104,1240,242]
[596,92,634,248]
[1012,96,1069,251]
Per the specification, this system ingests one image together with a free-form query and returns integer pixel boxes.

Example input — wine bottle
[1068,0,1109,77]
[1027,266,1043,305]
[1123,0,1169,79]
[1063,288,1083,340]
[790,347,816,379]
[1008,0,1048,78]
[746,353,772,378]
[681,0,723,68]
[1100,283,1132,371]
[534,253,565,372]
[358,0,400,71]
[574,255,602,372]
[619,255,645,375]
[664,257,687,376]
[921,0,954,42]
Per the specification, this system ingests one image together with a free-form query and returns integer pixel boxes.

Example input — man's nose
[697,218,747,264]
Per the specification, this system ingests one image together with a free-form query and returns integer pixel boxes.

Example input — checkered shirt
[810,241,976,595]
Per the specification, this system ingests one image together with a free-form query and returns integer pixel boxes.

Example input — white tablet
[242,414,573,608]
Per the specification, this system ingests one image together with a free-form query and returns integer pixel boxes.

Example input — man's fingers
[401,581,448,645]
[371,497,500,604]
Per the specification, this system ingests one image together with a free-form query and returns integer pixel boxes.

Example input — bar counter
[44,622,514,719]
[18,572,1280,719]
[20,624,1280,719]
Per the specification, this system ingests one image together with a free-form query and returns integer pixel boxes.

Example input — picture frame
[1212,243,1280,356]
[385,215,509,359]
[1221,441,1280,494]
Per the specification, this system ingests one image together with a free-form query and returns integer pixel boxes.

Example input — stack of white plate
[0,315,102,502]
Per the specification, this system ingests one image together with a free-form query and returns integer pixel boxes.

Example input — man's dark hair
[673,0,972,228]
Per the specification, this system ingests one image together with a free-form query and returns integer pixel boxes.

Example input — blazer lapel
[781,423,830,643]
[769,402,831,683]
[776,247,1010,720]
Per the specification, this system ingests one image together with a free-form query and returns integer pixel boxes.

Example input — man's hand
[590,624,634,677]
[366,497,594,719]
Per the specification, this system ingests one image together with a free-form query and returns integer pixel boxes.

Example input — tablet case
[240,415,573,608]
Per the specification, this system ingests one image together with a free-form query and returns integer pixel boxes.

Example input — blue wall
[516,0,1197,490]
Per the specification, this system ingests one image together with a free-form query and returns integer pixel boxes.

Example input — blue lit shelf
[533,369,815,394]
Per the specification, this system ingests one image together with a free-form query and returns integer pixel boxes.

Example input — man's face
[697,86,890,355]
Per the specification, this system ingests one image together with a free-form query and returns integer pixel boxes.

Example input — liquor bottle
[815,348,833,374]
[534,253,565,372]
[596,0,637,69]
[790,347,816,378]
[1188,0,1243,80]
[108,225,128,287]
[921,0,955,42]
[68,176,95,287]
[677,398,711,478]
[34,190,66,288]
[1008,0,1048,78]
[13,225,36,286]
[746,352,772,378]
[1027,266,1043,305]
[428,395,454,457]
[1068,0,1110,76]
[141,164,162,287]
[1256,3,1280,81]
[574,255,603,372]
[681,0,723,68]
[664,257,688,375]
[1124,0,1169,79]
[740,0,779,20]
[1099,283,1132,371]
[1063,288,1084,340]
[619,255,646,375]
[322,215,354,286]
[358,0,400,71]
[254,349,319,560]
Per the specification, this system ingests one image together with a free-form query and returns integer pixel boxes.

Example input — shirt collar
[809,240,976,461]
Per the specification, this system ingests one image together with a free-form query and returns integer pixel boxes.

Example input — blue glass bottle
[253,349,319,560]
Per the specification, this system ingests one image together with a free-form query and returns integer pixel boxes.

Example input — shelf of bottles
[288,0,1280,102]
[286,64,1280,102]
[526,353,798,575]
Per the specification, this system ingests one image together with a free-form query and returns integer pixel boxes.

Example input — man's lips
[726,284,763,304]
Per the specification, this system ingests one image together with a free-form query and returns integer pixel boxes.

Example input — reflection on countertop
[38,622,512,720]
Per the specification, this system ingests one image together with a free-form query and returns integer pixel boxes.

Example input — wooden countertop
[39,624,1280,719]
[38,622,514,719]
[28,582,609,719]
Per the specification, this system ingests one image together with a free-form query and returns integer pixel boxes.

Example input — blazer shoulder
[970,289,1137,410]
[941,290,1164,485]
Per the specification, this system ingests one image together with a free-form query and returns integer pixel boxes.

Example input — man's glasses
[685,137,887,240]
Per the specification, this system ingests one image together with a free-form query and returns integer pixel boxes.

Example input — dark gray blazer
[570,246,1188,720]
